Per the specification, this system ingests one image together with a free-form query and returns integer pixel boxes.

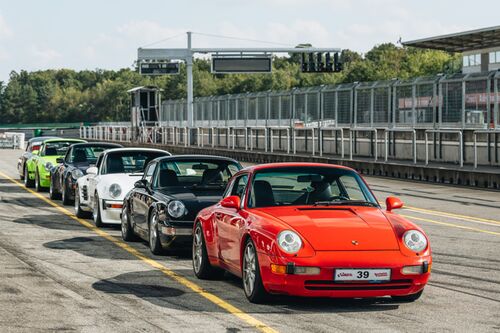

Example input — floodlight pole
[186,32,194,144]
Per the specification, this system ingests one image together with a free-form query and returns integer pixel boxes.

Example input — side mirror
[134,179,147,188]
[220,195,241,210]
[32,150,39,155]
[386,196,403,212]
[56,157,64,164]
[86,166,98,175]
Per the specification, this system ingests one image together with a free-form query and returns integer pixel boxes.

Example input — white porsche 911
[74,147,170,226]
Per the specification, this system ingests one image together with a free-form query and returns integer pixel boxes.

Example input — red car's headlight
[277,230,302,254]
[403,230,427,253]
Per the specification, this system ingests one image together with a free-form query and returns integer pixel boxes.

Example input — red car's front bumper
[258,250,431,298]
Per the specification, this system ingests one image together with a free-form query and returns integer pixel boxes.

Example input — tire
[193,222,224,280]
[121,203,137,241]
[74,185,91,218]
[93,192,104,227]
[242,238,268,303]
[148,209,164,255]
[24,166,34,187]
[49,177,61,200]
[391,290,423,302]
[61,178,72,205]
[35,169,43,192]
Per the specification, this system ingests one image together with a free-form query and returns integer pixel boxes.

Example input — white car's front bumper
[100,199,123,224]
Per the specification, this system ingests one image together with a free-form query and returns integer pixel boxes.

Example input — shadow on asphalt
[43,236,137,260]
[12,214,84,231]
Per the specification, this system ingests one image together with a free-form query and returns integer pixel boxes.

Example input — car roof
[29,136,60,143]
[103,147,171,155]
[151,154,240,164]
[241,162,355,173]
[69,142,123,148]
[42,138,87,144]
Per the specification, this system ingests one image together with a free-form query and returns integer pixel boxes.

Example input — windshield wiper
[313,200,378,207]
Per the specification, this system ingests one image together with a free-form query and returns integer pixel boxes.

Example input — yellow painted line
[0,171,278,333]
[405,206,500,226]
[401,214,500,237]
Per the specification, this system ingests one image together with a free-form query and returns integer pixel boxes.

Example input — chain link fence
[160,71,500,129]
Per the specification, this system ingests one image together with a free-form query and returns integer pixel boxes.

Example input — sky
[0,0,499,83]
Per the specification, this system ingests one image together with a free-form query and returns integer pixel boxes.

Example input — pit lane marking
[400,214,500,237]
[404,206,500,226]
[0,171,278,333]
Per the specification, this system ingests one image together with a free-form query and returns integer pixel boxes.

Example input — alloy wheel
[149,214,158,246]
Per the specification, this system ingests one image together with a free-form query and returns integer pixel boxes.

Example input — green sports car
[25,138,87,191]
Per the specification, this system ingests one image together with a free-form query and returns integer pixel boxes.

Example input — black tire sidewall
[121,204,136,241]
[94,193,103,227]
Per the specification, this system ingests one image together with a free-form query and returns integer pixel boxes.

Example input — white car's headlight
[167,200,186,218]
[109,183,122,198]
[403,230,428,252]
[277,230,302,254]
[71,169,84,179]
[45,162,53,170]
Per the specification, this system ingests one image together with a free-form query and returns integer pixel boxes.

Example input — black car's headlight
[167,200,186,218]
[71,169,84,179]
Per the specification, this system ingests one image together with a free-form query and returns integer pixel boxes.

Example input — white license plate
[334,269,391,281]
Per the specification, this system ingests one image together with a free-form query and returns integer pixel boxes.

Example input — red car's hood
[259,206,400,251]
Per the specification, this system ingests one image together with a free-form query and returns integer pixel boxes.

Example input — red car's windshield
[247,167,378,208]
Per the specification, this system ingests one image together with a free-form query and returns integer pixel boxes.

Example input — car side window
[230,175,248,199]
[143,163,156,184]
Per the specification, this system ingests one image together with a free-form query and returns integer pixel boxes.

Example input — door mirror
[134,179,148,189]
[220,195,241,209]
[56,157,64,164]
[386,196,403,212]
[86,166,98,175]
[32,150,39,155]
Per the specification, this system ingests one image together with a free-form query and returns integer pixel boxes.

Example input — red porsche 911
[192,163,431,303]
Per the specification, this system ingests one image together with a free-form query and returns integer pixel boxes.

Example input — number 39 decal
[357,271,370,279]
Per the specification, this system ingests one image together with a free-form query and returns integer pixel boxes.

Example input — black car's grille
[304,279,413,291]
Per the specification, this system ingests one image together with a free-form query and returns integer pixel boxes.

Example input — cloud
[0,48,9,61]
[0,14,12,39]
[116,20,187,48]
[30,45,62,62]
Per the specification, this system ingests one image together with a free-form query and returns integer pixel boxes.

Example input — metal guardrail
[80,125,500,169]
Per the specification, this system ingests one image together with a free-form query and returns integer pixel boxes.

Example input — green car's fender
[36,156,59,188]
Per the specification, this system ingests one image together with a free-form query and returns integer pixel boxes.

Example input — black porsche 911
[121,155,242,254]
[49,142,123,204]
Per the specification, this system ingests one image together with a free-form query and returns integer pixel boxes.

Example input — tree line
[0,43,461,124]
